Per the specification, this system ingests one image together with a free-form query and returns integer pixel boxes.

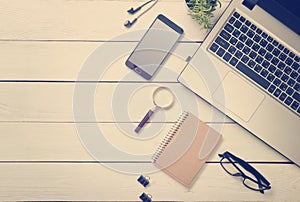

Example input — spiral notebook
[152,111,222,188]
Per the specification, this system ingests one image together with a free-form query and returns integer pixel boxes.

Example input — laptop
[178,0,300,166]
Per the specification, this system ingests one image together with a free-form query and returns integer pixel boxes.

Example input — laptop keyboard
[209,11,300,116]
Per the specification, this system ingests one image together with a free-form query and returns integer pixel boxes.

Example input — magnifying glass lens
[153,88,174,108]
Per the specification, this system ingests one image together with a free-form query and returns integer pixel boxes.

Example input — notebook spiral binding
[152,111,189,163]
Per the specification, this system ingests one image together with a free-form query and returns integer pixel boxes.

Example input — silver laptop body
[178,0,300,166]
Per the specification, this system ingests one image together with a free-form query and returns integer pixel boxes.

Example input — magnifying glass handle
[135,109,155,133]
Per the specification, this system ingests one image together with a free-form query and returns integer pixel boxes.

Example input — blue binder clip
[137,175,150,187]
[139,192,152,202]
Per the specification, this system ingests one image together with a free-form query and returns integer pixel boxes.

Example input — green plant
[187,0,222,29]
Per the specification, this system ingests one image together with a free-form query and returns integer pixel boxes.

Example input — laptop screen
[258,0,300,35]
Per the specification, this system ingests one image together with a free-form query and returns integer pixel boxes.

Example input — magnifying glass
[135,86,175,133]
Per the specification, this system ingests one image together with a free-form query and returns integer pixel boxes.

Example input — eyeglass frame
[218,151,271,194]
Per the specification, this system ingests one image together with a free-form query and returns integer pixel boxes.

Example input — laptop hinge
[242,0,259,10]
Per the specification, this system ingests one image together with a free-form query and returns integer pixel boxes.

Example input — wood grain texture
[0,0,229,41]
[0,163,298,201]
[0,123,287,162]
[0,82,231,123]
[0,41,199,81]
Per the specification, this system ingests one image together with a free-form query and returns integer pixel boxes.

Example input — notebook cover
[153,112,222,188]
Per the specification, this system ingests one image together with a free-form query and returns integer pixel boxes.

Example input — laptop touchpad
[213,72,265,122]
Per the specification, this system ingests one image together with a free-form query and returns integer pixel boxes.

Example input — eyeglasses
[218,151,271,194]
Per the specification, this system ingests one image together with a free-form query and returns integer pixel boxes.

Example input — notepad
[152,111,222,188]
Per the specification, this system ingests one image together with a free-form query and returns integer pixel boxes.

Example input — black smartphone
[125,14,184,80]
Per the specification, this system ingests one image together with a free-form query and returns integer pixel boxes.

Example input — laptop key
[279,83,288,91]
[242,55,250,63]
[229,17,235,24]
[261,32,268,38]
[278,44,284,50]
[261,69,268,77]
[264,53,273,61]
[230,57,238,66]
[239,16,246,22]
[266,44,274,52]
[234,20,242,29]
[250,24,257,30]
[230,37,238,45]
[240,25,248,33]
[216,48,226,57]
[239,34,247,42]
[235,50,243,59]
[242,46,251,54]
[223,53,232,62]
[268,85,276,93]
[279,53,287,61]
[216,37,229,49]
[289,52,295,58]
[284,66,292,75]
[291,101,299,110]
[279,93,287,101]
[281,74,289,82]
[224,23,234,33]
[267,36,273,43]
[274,78,281,86]
[267,74,275,82]
[278,62,285,70]
[256,28,262,34]
[285,58,293,66]
[287,79,296,87]
[274,88,281,97]
[254,65,262,73]
[258,48,266,56]
[252,43,260,51]
[272,48,280,56]
[253,35,261,43]
[233,12,240,18]
[233,29,241,37]
[247,30,255,38]
[236,62,270,89]
[259,39,268,47]
[286,87,294,96]
[292,91,300,102]
[236,42,244,50]
[268,65,276,73]
[245,38,254,47]
[220,30,231,40]
[262,60,270,68]
[228,46,236,54]
[284,97,293,106]
[248,60,256,68]
[283,48,289,55]
[292,62,299,70]
[210,43,219,52]
[291,71,298,79]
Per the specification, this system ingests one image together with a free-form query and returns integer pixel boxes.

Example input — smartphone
[125,14,184,80]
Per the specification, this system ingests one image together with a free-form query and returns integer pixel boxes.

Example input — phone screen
[126,15,183,80]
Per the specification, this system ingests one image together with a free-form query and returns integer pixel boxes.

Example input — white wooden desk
[0,0,299,201]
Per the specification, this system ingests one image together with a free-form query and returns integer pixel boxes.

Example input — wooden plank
[0,0,229,41]
[0,82,230,123]
[0,41,199,81]
[0,163,298,201]
[0,123,287,162]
